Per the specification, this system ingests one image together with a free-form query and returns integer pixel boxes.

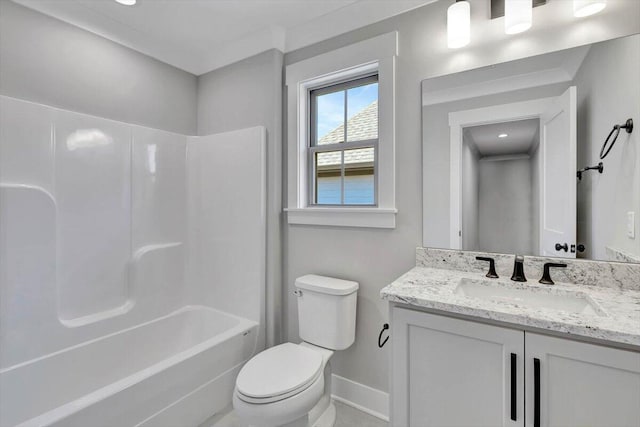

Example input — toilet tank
[295,275,359,351]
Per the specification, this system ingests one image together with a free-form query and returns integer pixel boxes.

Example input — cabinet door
[525,332,640,427]
[391,308,524,427]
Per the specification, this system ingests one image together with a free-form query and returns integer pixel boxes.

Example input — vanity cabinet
[391,307,640,427]
[391,308,525,427]
[526,332,640,427]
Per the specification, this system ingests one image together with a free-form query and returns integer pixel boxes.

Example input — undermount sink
[454,278,606,316]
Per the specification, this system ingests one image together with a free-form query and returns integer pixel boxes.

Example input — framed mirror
[422,34,639,263]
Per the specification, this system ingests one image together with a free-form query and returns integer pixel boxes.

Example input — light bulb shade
[447,1,471,49]
[505,0,532,35]
[573,0,606,17]
[115,0,137,5]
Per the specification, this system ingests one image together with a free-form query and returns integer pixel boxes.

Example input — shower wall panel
[0,96,188,368]
[55,110,132,323]
[0,97,53,189]
[0,97,57,367]
[186,127,267,351]
[131,126,187,312]
[1,95,265,370]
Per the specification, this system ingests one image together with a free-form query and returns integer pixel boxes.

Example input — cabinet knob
[534,358,541,427]
[510,353,517,421]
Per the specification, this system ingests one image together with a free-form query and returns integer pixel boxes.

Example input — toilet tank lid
[295,274,359,295]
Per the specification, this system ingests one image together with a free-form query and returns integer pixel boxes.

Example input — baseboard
[330,374,389,422]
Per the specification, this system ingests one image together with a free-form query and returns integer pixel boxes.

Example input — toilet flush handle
[293,289,303,297]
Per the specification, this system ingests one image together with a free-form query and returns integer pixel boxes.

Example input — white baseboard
[331,374,389,422]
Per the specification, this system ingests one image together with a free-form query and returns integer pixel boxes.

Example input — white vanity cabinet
[391,308,525,427]
[526,332,640,427]
[391,307,640,427]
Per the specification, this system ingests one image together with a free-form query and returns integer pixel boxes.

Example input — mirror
[422,34,639,263]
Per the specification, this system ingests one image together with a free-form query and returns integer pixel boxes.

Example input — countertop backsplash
[416,247,640,291]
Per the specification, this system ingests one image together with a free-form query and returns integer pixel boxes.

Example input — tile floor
[207,400,388,427]
[333,401,388,427]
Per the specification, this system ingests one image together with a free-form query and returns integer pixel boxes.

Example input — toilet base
[278,415,308,427]
[312,401,336,427]
[278,399,335,427]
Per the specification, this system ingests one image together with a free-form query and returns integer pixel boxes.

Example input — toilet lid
[236,343,323,399]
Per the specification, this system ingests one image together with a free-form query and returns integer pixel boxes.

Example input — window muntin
[309,75,378,206]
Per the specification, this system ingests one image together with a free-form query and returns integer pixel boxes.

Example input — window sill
[285,207,397,229]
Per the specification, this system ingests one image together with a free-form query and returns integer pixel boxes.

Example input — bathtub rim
[2,305,258,427]
[1,304,251,374]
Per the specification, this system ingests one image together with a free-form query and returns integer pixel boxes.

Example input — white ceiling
[13,0,436,75]
[465,119,540,158]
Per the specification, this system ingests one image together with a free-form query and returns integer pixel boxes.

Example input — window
[285,32,397,228]
[310,75,378,206]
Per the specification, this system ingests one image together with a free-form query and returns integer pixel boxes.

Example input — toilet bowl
[233,342,334,427]
[232,275,359,427]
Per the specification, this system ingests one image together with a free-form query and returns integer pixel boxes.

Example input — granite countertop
[381,266,640,348]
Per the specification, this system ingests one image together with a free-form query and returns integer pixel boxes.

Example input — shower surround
[0,95,266,426]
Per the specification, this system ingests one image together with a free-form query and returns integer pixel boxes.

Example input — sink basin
[454,278,606,316]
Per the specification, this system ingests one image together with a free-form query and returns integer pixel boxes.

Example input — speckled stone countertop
[381,248,640,348]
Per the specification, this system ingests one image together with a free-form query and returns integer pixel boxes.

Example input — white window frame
[285,32,397,228]
[308,74,379,207]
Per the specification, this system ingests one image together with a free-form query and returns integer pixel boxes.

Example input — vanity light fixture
[573,0,607,17]
[447,0,471,49]
[498,133,509,138]
[446,0,605,49]
[115,0,137,5]
[505,0,533,34]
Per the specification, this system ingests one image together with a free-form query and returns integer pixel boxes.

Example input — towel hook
[577,162,603,180]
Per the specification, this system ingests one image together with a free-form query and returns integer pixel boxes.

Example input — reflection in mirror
[461,119,541,256]
[422,34,640,263]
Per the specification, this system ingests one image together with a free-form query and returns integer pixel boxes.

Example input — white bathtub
[0,306,258,427]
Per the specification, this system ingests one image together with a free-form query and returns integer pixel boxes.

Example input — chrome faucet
[510,255,527,282]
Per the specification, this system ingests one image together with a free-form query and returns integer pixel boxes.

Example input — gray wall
[0,0,197,135]
[197,49,284,347]
[478,157,534,255]
[573,35,640,260]
[284,0,639,395]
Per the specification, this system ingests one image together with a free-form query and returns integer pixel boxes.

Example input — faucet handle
[476,256,499,278]
[539,262,567,285]
[511,255,527,282]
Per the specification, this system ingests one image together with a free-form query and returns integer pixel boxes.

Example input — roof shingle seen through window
[316,100,377,167]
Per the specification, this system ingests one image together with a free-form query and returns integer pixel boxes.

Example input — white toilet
[233,274,359,427]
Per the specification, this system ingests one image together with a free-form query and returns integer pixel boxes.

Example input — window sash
[308,139,378,207]
[309,74,378,148]
[310,138,378,153]
[307,73,379,207]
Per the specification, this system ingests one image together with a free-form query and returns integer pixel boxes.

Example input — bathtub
[0,306,258,427]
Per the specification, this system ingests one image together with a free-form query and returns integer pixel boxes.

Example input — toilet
[233,274,359,427]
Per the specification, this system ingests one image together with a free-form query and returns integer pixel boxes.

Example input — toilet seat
[236,343,324,404]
